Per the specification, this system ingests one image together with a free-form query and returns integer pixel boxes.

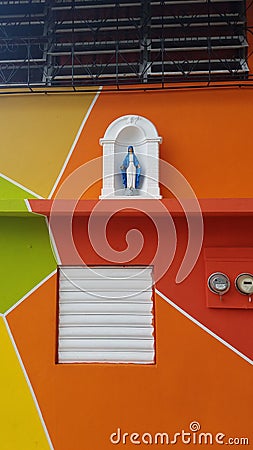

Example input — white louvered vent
[58,266,155,364]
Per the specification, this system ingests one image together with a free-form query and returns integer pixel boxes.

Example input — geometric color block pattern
[1,85,253,450]
[7,282,253,450]
[0,317,51,450]
[0,92,98,198]
[0,175,36,201]
[0,175,36,214]
[0,217,57,313]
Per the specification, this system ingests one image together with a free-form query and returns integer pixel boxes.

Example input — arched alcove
[99,115,162,199]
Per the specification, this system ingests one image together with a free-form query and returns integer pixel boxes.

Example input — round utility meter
[208,273,230,295]
[235,273,253,295]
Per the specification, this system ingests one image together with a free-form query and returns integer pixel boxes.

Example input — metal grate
[0,0,251,90]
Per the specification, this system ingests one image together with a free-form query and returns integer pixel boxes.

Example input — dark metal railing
[0,0,251,93]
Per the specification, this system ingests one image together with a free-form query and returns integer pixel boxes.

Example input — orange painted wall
[7,273,253,450]
[36,75,253,448]
[247,0,253,73]
[1,6,253,448]
[54,87,253,200]
[17,200,252,449]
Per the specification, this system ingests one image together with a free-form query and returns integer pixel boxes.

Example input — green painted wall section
[0,175,36,213]
[0,216,57,313]
[0,175,36,200]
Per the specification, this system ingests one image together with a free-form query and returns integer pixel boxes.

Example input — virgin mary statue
[120,146,141,192]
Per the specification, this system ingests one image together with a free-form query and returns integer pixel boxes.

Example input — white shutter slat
[60,303,153,314]
[59,351,155,363]
[58,339,154,350]
[58,266,155,364]
[59,279,152,291]
[59,291,152,302]
[59,326,154,339]
[59,314,153,326]
[60,266,153,279]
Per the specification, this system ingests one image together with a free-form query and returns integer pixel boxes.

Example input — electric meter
[208,273,230,295]
[235,273,253,295]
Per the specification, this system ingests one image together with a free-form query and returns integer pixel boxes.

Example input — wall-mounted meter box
[204,248,253,309]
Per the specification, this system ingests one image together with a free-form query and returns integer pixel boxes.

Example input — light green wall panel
[0,175,36,200]
[0,216,57,313]
[0,175,36,214]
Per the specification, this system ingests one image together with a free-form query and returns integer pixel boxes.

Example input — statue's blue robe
[121,153,141,188]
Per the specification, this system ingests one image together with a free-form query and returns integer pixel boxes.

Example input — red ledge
[29,198,253,217]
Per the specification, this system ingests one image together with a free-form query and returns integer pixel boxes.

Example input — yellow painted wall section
[0,92,98,198]
[0,317,51,450]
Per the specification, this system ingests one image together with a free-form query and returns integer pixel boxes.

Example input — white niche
[99,115,162,199]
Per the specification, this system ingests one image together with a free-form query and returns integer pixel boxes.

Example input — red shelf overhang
[29,198,253,217]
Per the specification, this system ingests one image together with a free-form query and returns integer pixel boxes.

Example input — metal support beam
[0,0,251,90]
